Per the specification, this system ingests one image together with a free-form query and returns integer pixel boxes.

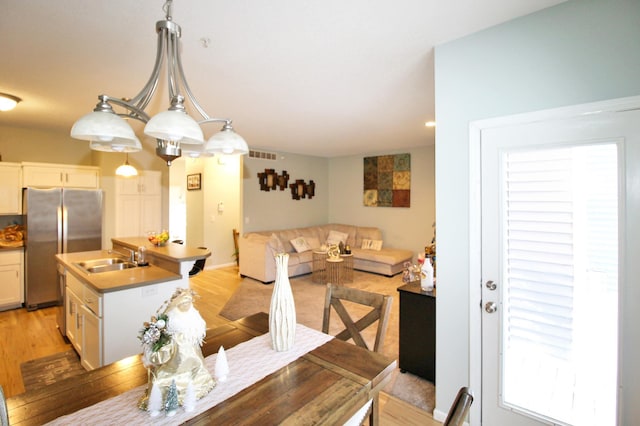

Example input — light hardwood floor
[0,266,440,425]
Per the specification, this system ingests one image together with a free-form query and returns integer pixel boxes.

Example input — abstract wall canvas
[363,153,410,207]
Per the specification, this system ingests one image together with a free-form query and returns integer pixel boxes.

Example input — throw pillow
[290,236,312,253]
[268,233,285,253]
[361,239,383,251]
[326,230,349,246]
[305,236,321,250]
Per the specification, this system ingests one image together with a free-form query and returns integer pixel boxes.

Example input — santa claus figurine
[138,288,215,411]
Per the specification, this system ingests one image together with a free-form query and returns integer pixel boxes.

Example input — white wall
[328,146,435,255]
[181,155,242,268]
[434,0,640,421]
[0,125,94,165]
[240,146,435,255]
[241,152,329,233]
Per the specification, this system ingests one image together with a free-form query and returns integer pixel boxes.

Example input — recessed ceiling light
[425,121,436,127]
[0,93,21,111]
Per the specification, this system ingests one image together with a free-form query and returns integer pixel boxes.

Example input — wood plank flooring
[0,266,439,425]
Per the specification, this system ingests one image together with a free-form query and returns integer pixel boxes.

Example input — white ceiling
[0,0,565,158]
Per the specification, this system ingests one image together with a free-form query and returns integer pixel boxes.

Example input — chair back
[1,384,9,426]
[322,283,393,353]
[443,386,474,426]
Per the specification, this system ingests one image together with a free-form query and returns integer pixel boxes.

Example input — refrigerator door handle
[62,205,69,253]
[57,205,64,253]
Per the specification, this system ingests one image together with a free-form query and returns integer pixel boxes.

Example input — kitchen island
[111,236,210,279]
[55,240,210,371]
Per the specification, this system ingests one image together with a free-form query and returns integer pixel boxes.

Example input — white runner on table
[47,324,333,425]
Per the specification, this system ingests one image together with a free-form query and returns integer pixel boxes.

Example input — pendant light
[115,154,138,177]
[70,0,248,165]
[0,93,21,111]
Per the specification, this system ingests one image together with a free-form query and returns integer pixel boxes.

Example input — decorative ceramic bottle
[269,253,297,351]
[421,257,434,292]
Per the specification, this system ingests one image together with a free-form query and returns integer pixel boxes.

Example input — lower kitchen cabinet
[66,272,104,369]
[65,285,83,355]
[65,273,87,358]
[81,304,102,370]
[397,282,436,382]
[62,265,181,370]
[0,250,24,311]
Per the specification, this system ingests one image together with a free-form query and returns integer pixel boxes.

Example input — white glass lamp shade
[90,137,142,153]
[116,163,138,176]
[205,128,249,155]
[115,163,138,177]
[144,110,204,144]
[71,110,138,143]
[0,93,21,111]
[115,154,138,177]
[181,142,215,158]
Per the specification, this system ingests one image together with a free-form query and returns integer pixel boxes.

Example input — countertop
[398,281,437,297]
[56,250,181,294]
[0,245,24,252]
[111,237,210,263]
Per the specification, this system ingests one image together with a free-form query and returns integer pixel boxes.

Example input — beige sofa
[239,223,414,283]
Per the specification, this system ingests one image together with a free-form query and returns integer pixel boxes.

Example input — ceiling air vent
[249,150,277,160]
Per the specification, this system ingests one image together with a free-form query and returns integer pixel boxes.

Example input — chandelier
[70,0,248,165]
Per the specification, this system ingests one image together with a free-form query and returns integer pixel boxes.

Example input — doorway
[469,96,640,425]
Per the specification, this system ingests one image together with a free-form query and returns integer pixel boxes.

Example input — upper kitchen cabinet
[0,162,22,214]
[114,171,162,237]
[22,162,100,189]
[116,171,162,196]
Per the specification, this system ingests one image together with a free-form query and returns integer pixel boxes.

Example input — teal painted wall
[434,0,640,419]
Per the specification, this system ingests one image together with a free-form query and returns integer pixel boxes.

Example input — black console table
[397,282,436,383]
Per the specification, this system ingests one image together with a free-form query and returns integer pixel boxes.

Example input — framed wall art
[363,153,410,207]
[187,173,202,190]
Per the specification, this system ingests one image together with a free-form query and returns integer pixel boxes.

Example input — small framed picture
[187,173,201,190]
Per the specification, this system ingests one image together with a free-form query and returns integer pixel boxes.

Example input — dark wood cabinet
[397,282,436,382]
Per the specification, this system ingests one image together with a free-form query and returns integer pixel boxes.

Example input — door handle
[485,301,497,313]
[485,280,497,291]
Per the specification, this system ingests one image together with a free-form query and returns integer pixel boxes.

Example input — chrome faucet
[109,247,135,263]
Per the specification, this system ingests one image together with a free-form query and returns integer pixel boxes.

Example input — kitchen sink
[74,257,137,274]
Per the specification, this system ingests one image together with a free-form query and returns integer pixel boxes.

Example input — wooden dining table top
[7,312,396,425]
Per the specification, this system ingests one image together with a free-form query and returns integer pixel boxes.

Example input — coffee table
[312,250,353,284]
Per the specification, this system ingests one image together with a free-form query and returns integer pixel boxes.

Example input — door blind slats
[501,143,618,425]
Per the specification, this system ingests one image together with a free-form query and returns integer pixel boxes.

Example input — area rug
[20,350,85,392]
[219,271,436,413]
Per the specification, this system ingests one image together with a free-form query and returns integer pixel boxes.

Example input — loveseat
[239,223,414,283]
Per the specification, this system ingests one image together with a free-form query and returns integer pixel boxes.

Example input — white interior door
[479,107,640,425]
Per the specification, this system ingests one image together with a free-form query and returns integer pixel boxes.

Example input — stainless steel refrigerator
[23,188,103,311]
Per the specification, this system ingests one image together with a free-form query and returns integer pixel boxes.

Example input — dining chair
[443,386,474,426]
[322,283,393,425]
[322,283,393,353]
[1,384,9,426]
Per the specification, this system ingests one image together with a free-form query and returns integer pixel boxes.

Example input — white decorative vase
[269,253,296,351]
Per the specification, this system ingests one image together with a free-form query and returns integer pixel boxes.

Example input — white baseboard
[433,408,470,426]
[433,408,447,422]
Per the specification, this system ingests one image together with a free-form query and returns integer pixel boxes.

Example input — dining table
[7,312,396,425]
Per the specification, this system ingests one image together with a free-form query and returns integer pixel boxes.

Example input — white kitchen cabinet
[81,281,103,370]
[65,283,83,355]
[0,250,23,311]
[81,304,102,370]
[62,267,181,370]
[115,171,162,237]
[0,163,22,214]
[66,271,104,369]
[22,162,100,189]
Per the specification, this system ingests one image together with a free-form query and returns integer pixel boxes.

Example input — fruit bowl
[147,230,169,246]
